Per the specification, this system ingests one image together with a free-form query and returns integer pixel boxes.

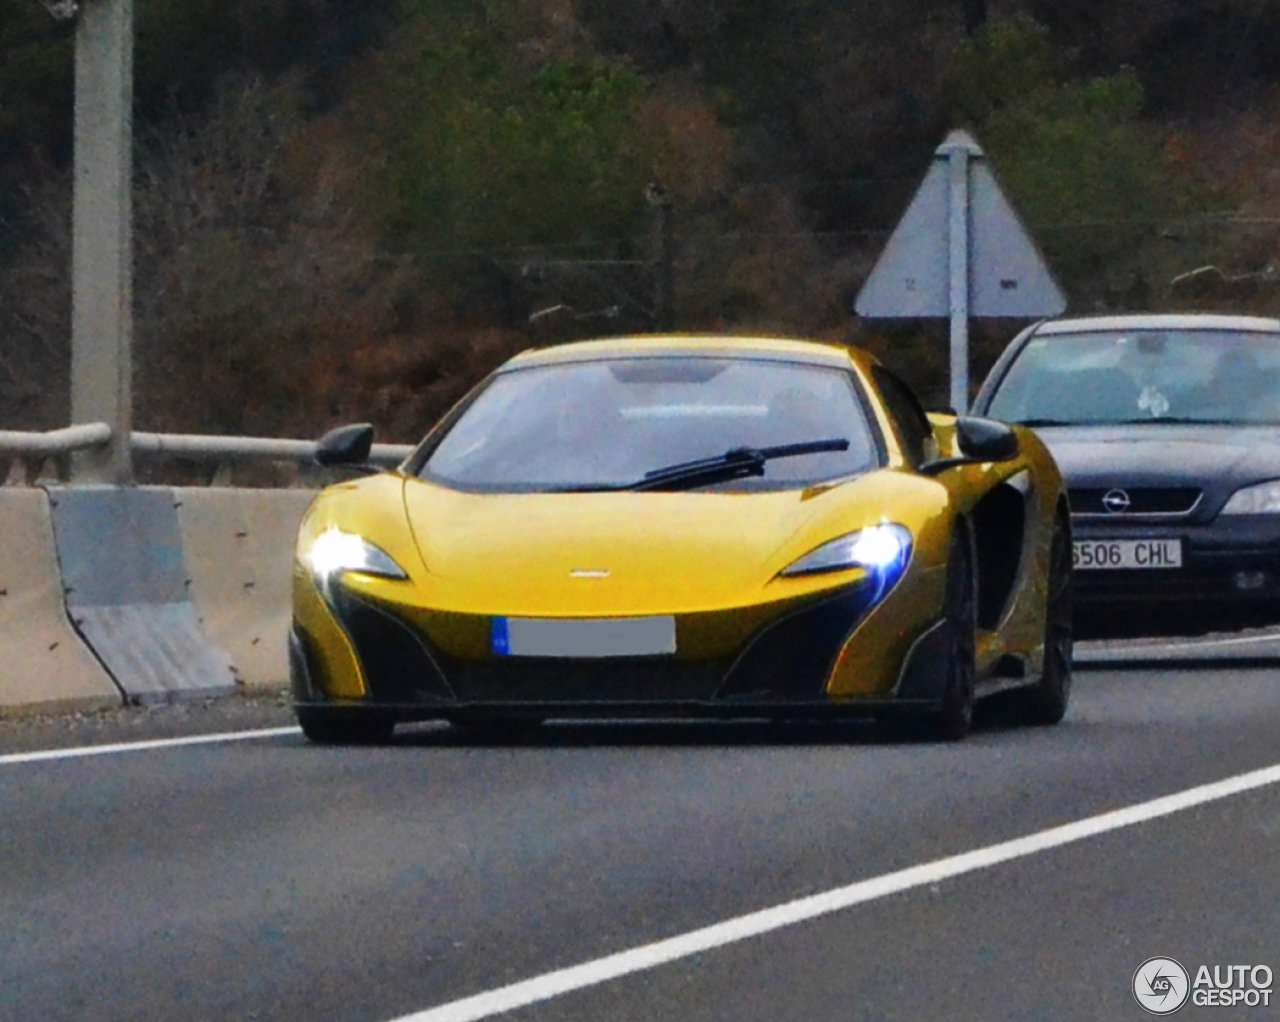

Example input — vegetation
[3,0,1280,435]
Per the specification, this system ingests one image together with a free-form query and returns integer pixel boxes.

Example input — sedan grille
[1069,487,1202,516]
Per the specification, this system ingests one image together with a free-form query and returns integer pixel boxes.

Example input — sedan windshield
[986,329,1280,426]
[421,357,880,492]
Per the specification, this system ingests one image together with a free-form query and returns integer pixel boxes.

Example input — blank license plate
[1072,539,1182,570]
[492,616,677,657]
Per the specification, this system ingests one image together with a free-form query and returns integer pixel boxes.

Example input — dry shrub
[0,73,527,442]
[1177,86,1280,220]
[132,75,425,439]
[643,87,734,203]
[676,189,860,337]
[0,161,71,430]
[348,321,529,442]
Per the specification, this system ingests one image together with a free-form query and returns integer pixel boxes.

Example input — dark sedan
[973,313,1280,632]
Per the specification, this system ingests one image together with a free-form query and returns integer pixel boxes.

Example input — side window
[871,367,933,467]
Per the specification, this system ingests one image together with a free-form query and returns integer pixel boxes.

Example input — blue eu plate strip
[491,617,511,656]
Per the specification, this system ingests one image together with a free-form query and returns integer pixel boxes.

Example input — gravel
[0,685,299,755]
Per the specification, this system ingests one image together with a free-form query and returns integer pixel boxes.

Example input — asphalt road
[3,666,1279,1022]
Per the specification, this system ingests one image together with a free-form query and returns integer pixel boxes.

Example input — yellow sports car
[290,336,1071,743]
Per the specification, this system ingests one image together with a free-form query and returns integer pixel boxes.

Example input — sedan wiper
[1111,417,1242,425]
[629,439,850,492]
[1016,418,1073,427]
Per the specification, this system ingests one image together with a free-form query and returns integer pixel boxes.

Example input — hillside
[3,0,1280,436]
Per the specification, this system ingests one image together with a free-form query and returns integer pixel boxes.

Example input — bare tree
[131,75,414,437]
[0,161,72,431]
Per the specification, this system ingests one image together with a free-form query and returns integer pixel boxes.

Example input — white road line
[394,760,1280,1022]
[0,726,301,766]
[1163,632,1280,650]
[1076,628,1280,659]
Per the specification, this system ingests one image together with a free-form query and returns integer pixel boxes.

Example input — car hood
[398,474,911,615]
[1032,424,1280,515]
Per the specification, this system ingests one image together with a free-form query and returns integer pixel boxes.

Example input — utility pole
[68,0,134,483]
[647,182,675,331]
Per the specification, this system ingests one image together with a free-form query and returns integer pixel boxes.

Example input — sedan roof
[1035,313,1280,335]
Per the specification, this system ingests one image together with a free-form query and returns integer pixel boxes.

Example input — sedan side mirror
[315,423,375,467]
[955,416,1019,462]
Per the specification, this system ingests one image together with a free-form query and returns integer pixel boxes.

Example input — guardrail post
[3,457,26,487]
[70,0,134,484]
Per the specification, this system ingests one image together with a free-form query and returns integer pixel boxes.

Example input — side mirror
[955,416,1019,462]
[315,423,375,467]
[919,416,1019,476]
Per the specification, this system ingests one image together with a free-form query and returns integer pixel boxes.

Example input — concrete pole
[70,0,133,484]
[655,198,675,331]
[647,182,675,332]
[944,136,972,414]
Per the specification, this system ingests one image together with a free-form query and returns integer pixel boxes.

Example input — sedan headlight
[780,523,912,578]
[1221,481,1280,515]
[304,528,408,582]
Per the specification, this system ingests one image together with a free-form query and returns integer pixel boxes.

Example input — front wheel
[296,707,396,745]
[919,526,977,742]
[1018,513,1073,726]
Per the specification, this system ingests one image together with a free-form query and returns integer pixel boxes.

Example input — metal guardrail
[0,423,416,486]
[129,432,414,465]
[0,423,113,456]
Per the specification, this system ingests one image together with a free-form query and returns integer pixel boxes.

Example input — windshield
[421,357,880,492]
[986,329,1280,426]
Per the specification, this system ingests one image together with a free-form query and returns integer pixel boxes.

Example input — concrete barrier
[0,490,121,714]
[175,488,316,688]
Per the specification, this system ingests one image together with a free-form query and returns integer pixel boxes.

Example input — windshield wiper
[1111,417,1241,425]
[628,439,850,492]
[1017,416,1244,427]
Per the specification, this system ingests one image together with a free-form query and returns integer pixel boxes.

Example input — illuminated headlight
[1221,481,1280,515]
[780,523,912,578]
[304,528,407,581]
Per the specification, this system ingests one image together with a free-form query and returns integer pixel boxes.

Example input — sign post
[946,134,972,410]
[856,129,1066,412]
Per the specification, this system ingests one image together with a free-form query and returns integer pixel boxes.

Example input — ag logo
[1134,957,1190,1014]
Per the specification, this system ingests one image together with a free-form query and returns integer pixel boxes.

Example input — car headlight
[304,527,408,582]
[780,523,912,578]
[1221,481,1280,515]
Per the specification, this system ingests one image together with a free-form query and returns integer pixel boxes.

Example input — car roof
[1033,313,1280,336]
[501,334,867,372]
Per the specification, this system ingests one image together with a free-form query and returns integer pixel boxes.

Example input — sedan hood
[1033,423,1280,516]
[399,476,889,615]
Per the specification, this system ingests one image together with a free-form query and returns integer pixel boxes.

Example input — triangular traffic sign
[855,130,1066,319]
[968,161,1067,317]
[855,160,952,318]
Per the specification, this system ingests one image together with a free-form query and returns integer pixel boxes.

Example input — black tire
[1018,512,1073,726]
[920,525,977,742]
[296,707,396,745]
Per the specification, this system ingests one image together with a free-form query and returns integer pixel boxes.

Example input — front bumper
[1071,514,1280,604]
[291,576,950,719]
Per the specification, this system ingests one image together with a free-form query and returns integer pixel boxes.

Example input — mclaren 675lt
[290,336,1071,744]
